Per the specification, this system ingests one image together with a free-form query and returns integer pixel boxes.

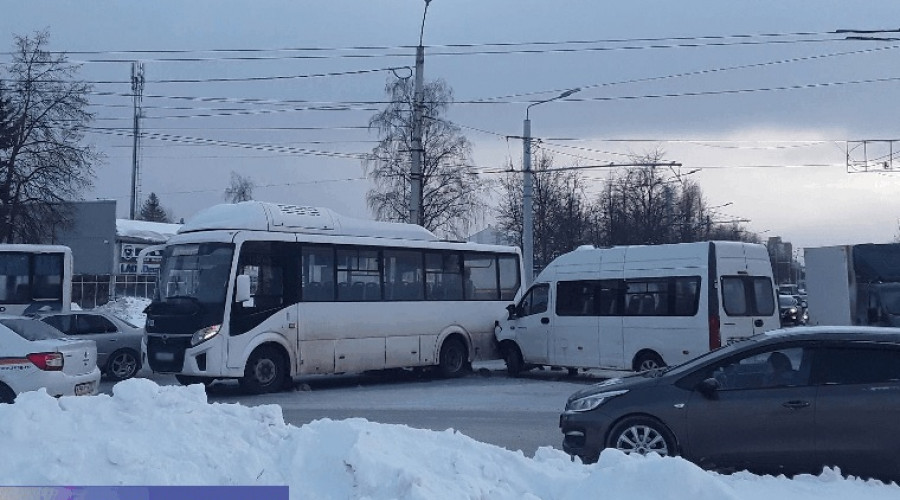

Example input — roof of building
[116,219,182,244]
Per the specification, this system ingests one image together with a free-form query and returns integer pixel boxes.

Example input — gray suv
[560,326,900,481]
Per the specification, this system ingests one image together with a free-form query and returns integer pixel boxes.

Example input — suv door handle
[541,317,550,324]
[782,400,810,410]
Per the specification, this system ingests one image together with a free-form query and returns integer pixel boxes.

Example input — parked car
[559,326,900,481]
[37,311,143,381]
[0,315,100,403]
[778,294,803,327]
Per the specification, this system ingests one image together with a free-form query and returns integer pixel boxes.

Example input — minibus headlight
[191,324,221,346]
[566,390,629,412]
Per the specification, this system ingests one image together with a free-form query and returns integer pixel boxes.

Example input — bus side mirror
[506,303,517,320]
[235,274,252,303]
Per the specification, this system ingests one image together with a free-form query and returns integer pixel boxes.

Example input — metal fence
[72,274,157,309]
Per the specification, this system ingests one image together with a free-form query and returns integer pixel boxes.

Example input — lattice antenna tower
[130,62,145,219]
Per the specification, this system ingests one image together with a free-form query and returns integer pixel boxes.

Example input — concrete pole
[409,44,425,226]
[409,0,431,227]
[522,117,533,287]
[521,88,579,287]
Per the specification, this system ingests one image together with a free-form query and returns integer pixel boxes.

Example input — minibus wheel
[502,344,524,377]
[633,351,665,372]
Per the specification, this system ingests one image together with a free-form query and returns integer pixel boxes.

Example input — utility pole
[522,88,580,286]
[130,61,145,220]
[409,0,431,227]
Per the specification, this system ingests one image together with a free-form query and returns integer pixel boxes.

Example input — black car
[778,294,803,327]
[560,326,900,481]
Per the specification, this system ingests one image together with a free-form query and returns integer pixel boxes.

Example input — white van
[494,241,778,375]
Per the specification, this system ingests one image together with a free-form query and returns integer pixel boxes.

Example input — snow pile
[0,379,897,500]
[95,296,151,327]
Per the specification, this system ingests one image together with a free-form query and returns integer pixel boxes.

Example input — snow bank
[95,297,151,327]
[0,379,896,500]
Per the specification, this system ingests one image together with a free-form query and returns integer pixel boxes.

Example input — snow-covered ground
[1,298,895,499]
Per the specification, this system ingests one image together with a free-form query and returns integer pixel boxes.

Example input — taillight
[27,352,64,371]
[708,315,721,351]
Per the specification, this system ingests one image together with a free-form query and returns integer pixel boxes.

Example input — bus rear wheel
[240,346,287,394]
[438,337,468,378]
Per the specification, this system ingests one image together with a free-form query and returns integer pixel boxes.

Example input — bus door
[512,283,551,364]
[227,240,299,369]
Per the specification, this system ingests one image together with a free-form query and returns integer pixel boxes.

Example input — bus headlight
[566,389,629,412]
[191,324,221,346]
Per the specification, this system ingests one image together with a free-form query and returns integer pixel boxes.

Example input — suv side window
[812,345,900,385]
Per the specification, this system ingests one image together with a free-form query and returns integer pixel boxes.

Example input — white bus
[144,202,522,393]
[0,244,73,315]
[495,241,778,375]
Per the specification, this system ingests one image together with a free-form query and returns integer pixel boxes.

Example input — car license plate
[75,381,94,396]
[155,352,175,361]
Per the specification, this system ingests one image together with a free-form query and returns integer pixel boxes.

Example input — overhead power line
[0,29,868,64]
[475,43,900,103]
[86,128,370,159]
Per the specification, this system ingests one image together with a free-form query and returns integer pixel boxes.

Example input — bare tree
[0,86,15,150]
[495,151,593,270]
[0,31,97,243]
[224,171,254,203]
[593,148,759,246]
[364,77,487,238]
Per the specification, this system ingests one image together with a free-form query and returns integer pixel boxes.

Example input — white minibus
[495,241,778,375]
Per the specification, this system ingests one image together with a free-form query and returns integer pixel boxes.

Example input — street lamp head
[557,88,581,99]
[527,87,582,118]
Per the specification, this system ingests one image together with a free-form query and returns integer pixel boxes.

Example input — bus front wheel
[438,337,468,378]
[240,346,287,394]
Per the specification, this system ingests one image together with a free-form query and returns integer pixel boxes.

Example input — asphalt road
[104,363,616,457]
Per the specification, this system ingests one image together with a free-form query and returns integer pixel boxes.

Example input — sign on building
[118,243,163,275]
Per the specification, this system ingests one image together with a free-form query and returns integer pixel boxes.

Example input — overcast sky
[4,0,900,250]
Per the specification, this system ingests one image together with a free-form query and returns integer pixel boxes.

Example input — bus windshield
[155,243,234,309]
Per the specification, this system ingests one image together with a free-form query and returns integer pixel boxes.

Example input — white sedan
[0,315,100,403]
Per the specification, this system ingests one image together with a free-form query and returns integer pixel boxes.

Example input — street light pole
[409,0,432,227]
[522,88,579,286]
